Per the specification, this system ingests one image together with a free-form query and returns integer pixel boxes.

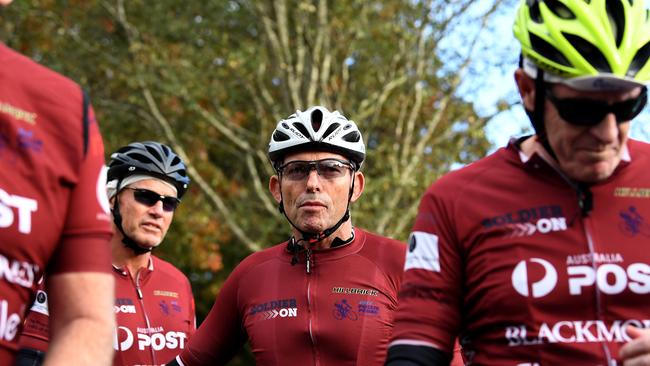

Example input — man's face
[269,151,362,234]
[114,178,176,249]
[544,83,641,183]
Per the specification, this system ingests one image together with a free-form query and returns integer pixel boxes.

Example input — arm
[170,266,248,366]
[620,326,650,365]
[43,272,115,366]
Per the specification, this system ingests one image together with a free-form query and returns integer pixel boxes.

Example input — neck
[111,236,152,275]
[292,220,354,250]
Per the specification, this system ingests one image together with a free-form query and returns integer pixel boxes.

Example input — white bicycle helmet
[268,106,366,169]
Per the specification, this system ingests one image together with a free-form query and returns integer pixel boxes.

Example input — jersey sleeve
[47,103,112,275]
[176,265,248,365]
[390,183,463,355]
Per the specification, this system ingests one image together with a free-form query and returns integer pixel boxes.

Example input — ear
[515,68,536,111]
[269,175,282,203]
[350,171,365,203]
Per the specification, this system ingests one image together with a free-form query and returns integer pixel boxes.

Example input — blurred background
[3,0,648,364]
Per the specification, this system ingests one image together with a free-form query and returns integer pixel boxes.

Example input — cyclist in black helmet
[168,106,407,366]
[17,141,197,366]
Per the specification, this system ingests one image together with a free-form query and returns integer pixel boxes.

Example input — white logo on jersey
[30,290,49,316]
[510,217,567,237]
[0,299,21,342]
[114,326,188,351]
[114,305,136,314]
[512,255,650,298]
[96,166,110,215]
[512,258,558,298]
[505,319,649,346]
[0,188,37,234]
[0,254,39,288]
[404,231,440,272]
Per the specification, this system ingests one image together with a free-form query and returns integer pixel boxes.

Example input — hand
[620,326,650,365]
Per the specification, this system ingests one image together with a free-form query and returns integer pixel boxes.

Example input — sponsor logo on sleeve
[30,290,49,315]
[405,231,440,272]
[96,166,110,219]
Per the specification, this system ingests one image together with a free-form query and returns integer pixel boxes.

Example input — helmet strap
[531,69,559,161]
[111,179,154,255]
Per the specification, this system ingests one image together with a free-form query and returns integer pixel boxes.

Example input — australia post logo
[511,254,650,298]
[0,188,38,234]
[114,326,187,352]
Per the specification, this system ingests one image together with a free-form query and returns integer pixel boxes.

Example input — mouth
[141,222,162,232]
[299,200,327,209]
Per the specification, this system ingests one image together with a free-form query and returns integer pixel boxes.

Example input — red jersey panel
[18,256,196,366]
[176,228,406,366]
[0,43,112,363]
[391,139,650,366]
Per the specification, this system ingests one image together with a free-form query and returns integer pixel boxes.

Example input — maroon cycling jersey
[391,138,650,366]
[0,43,112,363]
[175,228,405,366]
[18,256,196,366]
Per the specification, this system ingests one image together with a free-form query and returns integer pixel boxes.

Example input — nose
[305,168,322,192]
[590,113,619,143]
[148,200,165,217]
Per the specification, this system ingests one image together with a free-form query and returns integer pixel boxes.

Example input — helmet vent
[145,145,164,163]
[130,152,154,164]
[273,130,290,142]
[564,33,613,72]
[529,1,543,23]
[321,123,340,139]
[342,131,361,143]
[628,40,650,77]
[310,109,323,132]
[606,0,626,47]
[545,0,576,19]
[530,33,571,67]
[292,122,311,138]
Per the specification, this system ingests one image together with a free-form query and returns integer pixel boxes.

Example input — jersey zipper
[306,254,320,366]
[583,217,616,365]
[134,269,158,366]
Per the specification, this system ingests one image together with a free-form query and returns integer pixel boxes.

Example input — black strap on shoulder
[385,344,450,366]
[82,89,90,157]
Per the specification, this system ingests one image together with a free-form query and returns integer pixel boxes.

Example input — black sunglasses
[278,158,354,181]
[125,188,180,212]
[545,86,647,126]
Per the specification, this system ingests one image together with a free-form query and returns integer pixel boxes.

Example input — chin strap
[111,179,153,255]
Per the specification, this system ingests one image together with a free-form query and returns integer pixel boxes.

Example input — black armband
[385,344,450,366]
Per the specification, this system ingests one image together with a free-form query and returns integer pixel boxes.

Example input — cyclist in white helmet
[387,0,650,365]
[168,106,407,365]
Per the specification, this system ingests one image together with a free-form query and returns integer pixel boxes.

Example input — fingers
[621,326,650,365]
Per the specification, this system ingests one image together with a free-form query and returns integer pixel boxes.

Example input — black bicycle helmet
[108,141,190,198]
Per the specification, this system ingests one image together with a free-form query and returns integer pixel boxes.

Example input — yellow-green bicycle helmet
[514,0,650,90]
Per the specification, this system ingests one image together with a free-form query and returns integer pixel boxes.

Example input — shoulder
[0,43,82,99]
[229,243,288,279]
[151,256,190,284]
[359,229,406,255]
[356,228,406,274]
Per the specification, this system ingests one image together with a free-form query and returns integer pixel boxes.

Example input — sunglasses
[545,86,647,126]
[125,188,180,212]
[278,158,354,181]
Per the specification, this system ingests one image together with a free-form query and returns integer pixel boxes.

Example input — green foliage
[2,1,510,364]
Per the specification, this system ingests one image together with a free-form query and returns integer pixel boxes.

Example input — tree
[2,0,514,363]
